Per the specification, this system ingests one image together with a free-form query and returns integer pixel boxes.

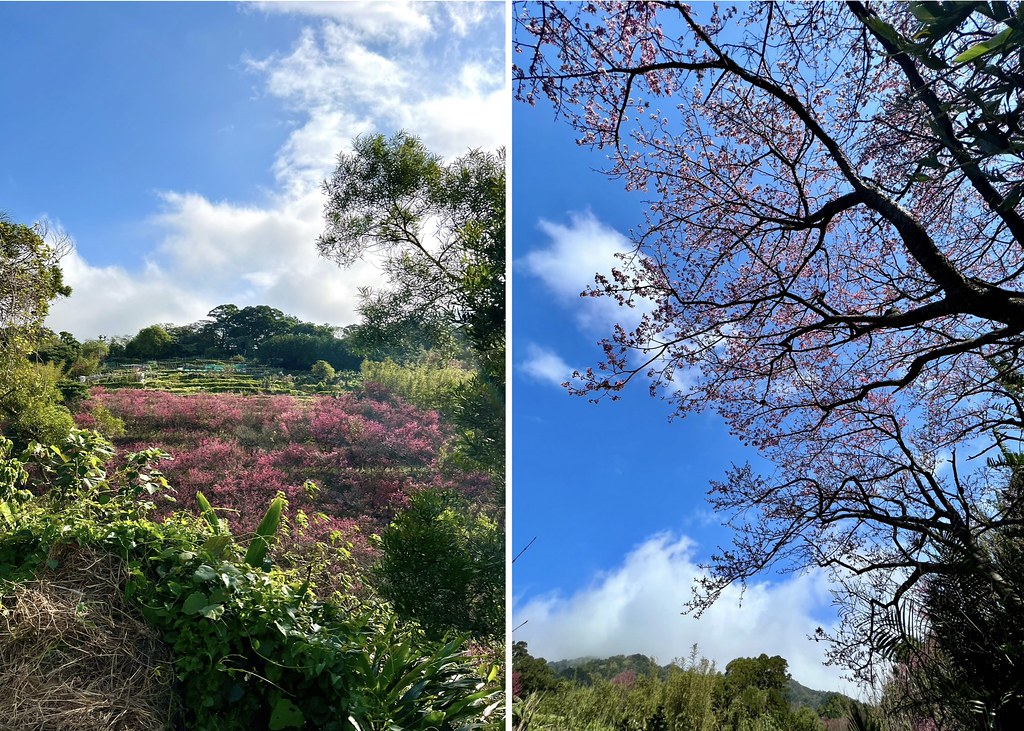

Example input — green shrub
[311,359,336,383]
[375,488,503,641]
[0,430,501,730]
[361,357,473,415]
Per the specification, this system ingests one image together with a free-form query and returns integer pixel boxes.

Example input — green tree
[258,332,361,372]
[310,359,336,383]
[204,303,241,353]
[340,300,462,365]
[229,304,293,356]
[819,693,853,720]
[318,132,505,378]
[165,321,219,358]
[321,135,506,479]
[512,642,560,696]
[0,217,70,338]
[716,655,791,730]
[375,488,503,641]
[33,329,80,369]
[790,707,825,731]
[69,339,109,377]
[0,217,73,446]
[124,324,173,360]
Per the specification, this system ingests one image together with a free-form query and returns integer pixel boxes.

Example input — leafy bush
[376,488,503,640]
[258,333,361,372]
[360,357,474,416]
[0,430,501,730]
[1,360,75,447]
[311,359,336,383]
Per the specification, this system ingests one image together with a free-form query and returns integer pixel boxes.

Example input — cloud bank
[514,532,862,696]
[47,2,505,339]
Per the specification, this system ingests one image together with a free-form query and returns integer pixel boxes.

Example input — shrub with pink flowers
[75,386,496,576]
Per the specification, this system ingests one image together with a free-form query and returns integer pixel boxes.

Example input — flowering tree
[516,1,1024,682]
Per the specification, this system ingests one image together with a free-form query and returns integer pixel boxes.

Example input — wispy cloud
[253,2,435,45]
[514,531,862,696]
[520,211,645,332]
[47,2,504,339]
[520,343,575,388]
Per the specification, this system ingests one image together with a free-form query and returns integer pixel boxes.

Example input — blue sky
[511,26,857,695]
[1,1,505,340]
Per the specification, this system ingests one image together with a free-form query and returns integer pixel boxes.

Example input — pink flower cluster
[76,387,493,552]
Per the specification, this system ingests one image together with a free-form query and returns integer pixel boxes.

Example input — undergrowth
[0,430,502,730]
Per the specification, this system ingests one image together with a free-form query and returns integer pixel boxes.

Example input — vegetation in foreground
[0,430,500,730]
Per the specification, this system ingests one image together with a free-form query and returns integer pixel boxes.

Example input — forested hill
[543,652,857,715]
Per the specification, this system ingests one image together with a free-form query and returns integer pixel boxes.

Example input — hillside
[548,653,855,709]
[4,358,503,729]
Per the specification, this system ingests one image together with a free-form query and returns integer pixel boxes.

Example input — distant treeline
[33,304,404,376]
[513,643,863,731]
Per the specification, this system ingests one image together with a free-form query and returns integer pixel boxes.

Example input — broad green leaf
[863,15,905,47]
[198,603,224,620]
[244,496,284,569]
[954,25,1015,63]
[909,2,944,22]
[193,564,218,582]
[202,535,233,558]
[269,698,305,730]
[182,590,209,615]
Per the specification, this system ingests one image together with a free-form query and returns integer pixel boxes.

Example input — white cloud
[47,184,388,339]
[248,7,505,162]
[254,2,496,43]
[47,248,208,338]
[520,343,574,387]
[254,2,435,45]
[521,211,645,331]
[514,532,864,697]
[45,3,505,339]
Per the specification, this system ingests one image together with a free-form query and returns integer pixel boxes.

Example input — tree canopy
[516,0,1024,683]
[319,133,506,478]
[0,218,73,444]
[318,132,506,378]
[107,304,359,373]
[0,217,70,345]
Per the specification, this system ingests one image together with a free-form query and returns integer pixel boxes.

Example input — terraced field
[82,358,361,395]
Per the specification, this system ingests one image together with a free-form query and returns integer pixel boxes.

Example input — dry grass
[0,546,180,731]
